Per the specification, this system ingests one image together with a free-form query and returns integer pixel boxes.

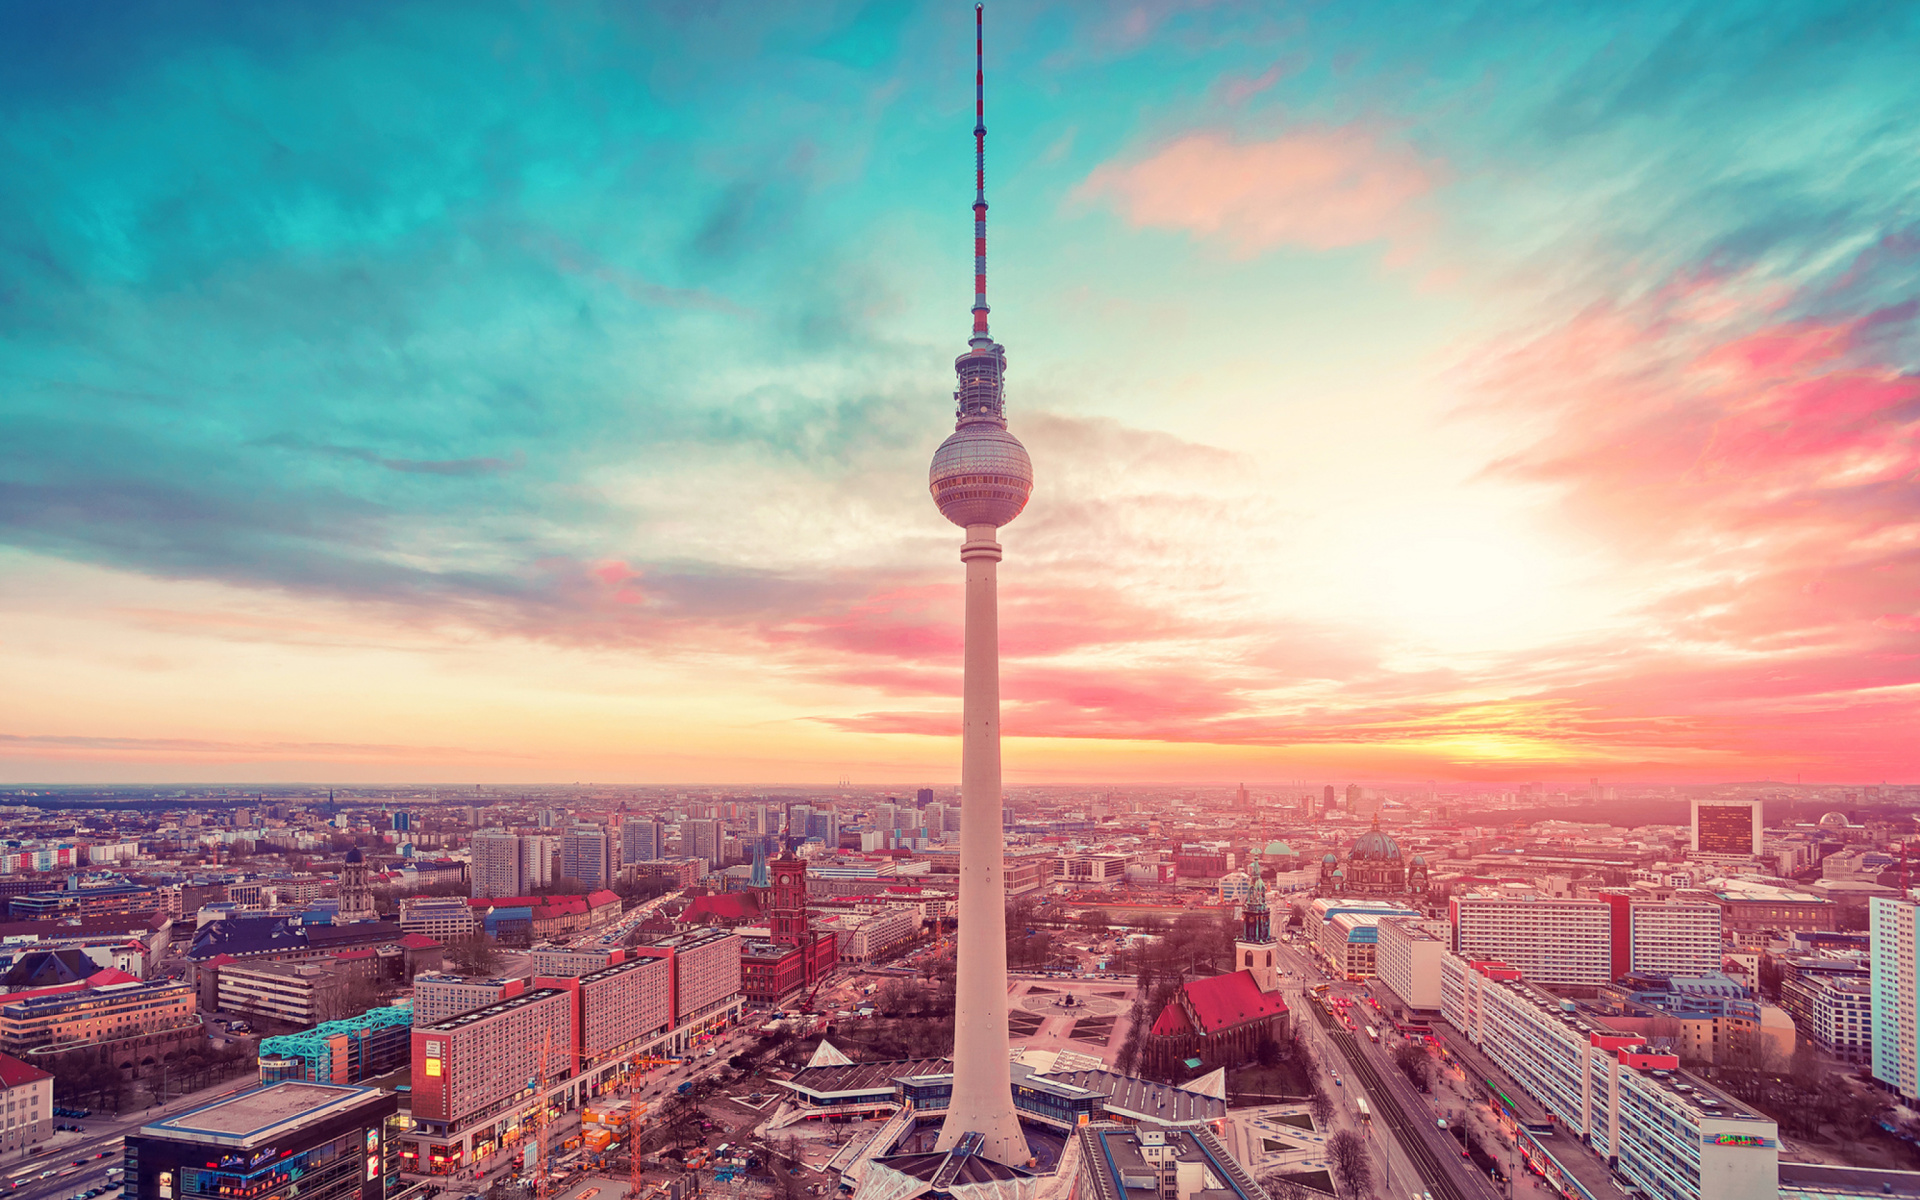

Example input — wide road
[1276,937,1497,1200]
[3,1073,269,1200]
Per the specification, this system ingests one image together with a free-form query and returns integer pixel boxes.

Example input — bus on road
[1356,1098,1370,1121]
[1365,1026,1378,1042]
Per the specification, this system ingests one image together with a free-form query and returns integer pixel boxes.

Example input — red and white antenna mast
[970,3,991,346]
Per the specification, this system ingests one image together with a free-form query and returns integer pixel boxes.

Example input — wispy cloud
[1075,126,1438,259]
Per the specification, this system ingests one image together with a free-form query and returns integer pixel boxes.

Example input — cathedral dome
[1322,852,1339,864]
[345,846,363,864]
[1349,823,1402,862]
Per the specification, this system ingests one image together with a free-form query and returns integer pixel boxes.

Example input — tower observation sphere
[930,413,1032,528]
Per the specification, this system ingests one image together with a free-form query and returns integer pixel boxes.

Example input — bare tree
[447,933,502,975]
[1392,1041,1432,1091]
[1324,1130,1372,1197]
[1308,1086,1335,1131]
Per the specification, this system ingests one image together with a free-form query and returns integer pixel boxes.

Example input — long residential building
[404,934,743,1174]
[1451,893,1615,985]
[1441,955,1778,1200]
[398,896,479,941]
[0,973,203,1068]
[412,973,528,1026]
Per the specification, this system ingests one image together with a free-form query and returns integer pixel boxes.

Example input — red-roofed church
[1141,849,1289,1076]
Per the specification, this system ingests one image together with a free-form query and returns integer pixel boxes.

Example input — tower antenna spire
[970,2,990,346]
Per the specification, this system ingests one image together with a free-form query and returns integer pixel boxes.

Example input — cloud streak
[1076,126,1437,259]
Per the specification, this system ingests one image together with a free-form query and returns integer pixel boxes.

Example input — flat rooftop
[143,1082,385,1146]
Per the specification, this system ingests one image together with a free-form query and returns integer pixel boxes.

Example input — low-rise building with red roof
[1142,970,1289,1077]
[0,1051,51,1157]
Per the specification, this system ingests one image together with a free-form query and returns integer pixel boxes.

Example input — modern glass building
[126,1082,398,1200]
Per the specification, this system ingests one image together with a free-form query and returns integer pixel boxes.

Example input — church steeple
[1241,848,1271,945]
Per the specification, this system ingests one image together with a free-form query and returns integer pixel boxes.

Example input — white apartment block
[1056,853,1131,883]
[1631,902,1723,977]
[1871,897,1920,1098]
[411,973,525,1026]
[829,907,919,964]
[1451,893,1614,985]
[469,830,525,899]
[1374,917,1448,1011]
[398,896,480,941]
[217,961,337,1025]
[1810,977,1872,1066]
[1442,955,1779,1200]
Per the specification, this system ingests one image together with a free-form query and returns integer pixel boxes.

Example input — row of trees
[49,1043,256,1112]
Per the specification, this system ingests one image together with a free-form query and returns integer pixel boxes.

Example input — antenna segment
[971,2,990,345]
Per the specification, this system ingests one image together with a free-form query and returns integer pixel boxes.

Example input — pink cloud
[1076,126,1438,258]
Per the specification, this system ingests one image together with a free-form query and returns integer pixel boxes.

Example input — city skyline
[5,3,1920,785]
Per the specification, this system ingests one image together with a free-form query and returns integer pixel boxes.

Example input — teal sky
[4,1,1919,784]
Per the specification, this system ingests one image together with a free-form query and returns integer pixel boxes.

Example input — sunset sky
[4,1,1918,785]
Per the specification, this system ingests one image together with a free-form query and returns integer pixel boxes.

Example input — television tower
[928,2,1031,1166]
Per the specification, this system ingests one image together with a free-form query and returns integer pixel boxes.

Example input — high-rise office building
[561,825,611,887]
[925,8,1029,1163]
[1872,897,1920,1099]
[622,818,664,865]
[1692,798,1764,857]
[470,830,525,899]
[916,788,934,806]
[523,834,560,888]
[1322,784,1335,810]
[686,818,723,864]
[809,808,841,849]
[1345,783,1362,809]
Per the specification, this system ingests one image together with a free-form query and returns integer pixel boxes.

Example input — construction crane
[533,1030,555,1200]
[525,1027,666,1200]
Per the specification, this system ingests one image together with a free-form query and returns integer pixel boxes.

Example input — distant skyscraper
[1692,798,1763,857]
[392,810,411,832]
[927,5,1031,1165]
[1235,782,1250,810]
[916,788,934,806]
[471,829,525,899]
[1345,783,1362,809]
[622,818,664,864]
[523,834,560,888]
[561,825,611,887]
[687,818,723,863]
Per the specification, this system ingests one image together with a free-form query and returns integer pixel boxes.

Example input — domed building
[1317,817,1425,896]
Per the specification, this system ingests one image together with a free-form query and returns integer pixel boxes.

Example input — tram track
[1311,999,1477,1200]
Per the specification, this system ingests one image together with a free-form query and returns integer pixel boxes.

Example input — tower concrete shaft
[935,522,1027,1162]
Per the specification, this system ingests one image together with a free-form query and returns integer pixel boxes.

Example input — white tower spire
[927,2,1031,1167]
